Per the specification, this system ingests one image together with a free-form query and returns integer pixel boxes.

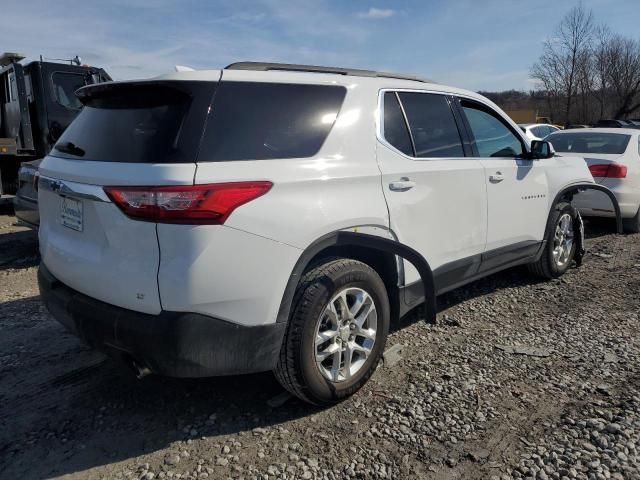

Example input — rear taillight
[104,182,272,224]
[588,163,627,178]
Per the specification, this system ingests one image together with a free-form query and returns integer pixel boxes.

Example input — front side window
[397,92,464,158]
[461,102,524,158]
[546,132,631,155]
[198,82,346,161]
[51,72,85,110]
[382,92,413,156]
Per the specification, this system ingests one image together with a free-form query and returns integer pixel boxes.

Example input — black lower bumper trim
[38,263,286,377]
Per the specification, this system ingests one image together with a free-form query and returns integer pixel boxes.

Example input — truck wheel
[275,258,390,405]
[528,202,578,279]
[623,207,640,234]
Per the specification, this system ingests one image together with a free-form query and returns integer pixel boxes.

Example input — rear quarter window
[198,82,347,161]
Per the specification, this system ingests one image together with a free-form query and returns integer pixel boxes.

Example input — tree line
[486,3,640,126]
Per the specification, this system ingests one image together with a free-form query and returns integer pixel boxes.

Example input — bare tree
[592,26,612,120]
[606,35,640,118]
[531,2,594,125]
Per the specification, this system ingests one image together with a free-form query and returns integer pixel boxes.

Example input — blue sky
[2,0,639,91]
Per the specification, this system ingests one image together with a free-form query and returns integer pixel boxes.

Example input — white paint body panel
[480,158,548,250]
[376,142,487,283]
[157,224,301,326]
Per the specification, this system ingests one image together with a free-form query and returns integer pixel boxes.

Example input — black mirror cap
[530,140,555,160]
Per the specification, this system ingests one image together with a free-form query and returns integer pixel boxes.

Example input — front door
[456,98,549,261]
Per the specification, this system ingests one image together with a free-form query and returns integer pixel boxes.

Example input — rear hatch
[38,79,216,314]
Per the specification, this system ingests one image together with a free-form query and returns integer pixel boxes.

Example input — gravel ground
[0,212,639,480]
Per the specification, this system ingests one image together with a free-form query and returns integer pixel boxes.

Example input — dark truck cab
[0,52,111,224]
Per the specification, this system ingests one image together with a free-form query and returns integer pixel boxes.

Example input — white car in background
[546,128,640,232]
[519,123,561,141]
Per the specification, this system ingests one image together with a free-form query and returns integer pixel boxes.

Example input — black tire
[623,207,640,234]
[528,202,578,279]
[274,258,390,406]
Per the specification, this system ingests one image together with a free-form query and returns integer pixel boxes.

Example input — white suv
[37,62,619,405]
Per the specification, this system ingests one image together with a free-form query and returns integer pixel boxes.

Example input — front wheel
[274,258,390,405]
[528,202,578,279]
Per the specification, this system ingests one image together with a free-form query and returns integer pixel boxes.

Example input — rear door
[456,98,548,257]
[376,90,487,292]
[38,80,215,314]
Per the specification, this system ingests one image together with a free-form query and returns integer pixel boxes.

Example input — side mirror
[530,140,555,160]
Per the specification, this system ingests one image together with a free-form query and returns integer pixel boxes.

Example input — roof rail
[224,62,434,84]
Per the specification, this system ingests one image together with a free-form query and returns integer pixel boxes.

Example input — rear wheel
[275,258,390,405]
[528,202,578,279]
[623,207,640,234]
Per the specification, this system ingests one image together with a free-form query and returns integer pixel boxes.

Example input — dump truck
[0,52,111,202]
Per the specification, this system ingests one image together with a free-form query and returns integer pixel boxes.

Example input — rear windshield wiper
[55,141,85,157]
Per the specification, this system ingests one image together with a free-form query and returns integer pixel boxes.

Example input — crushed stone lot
[0,212,639,480]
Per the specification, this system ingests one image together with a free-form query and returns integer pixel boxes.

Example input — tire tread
[274,258,386,405]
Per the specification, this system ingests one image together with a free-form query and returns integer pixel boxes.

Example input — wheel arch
[275,230,437,325]
[547,182,623,236]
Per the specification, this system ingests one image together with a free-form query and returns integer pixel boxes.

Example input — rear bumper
[38,263,286,377]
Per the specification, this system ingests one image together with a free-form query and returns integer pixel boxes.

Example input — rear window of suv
[198,82,346,161]
[547,132,631,155]
[52,80,346,163]
[52,81,216,163]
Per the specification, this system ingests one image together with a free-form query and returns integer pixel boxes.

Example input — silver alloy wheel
[314,287,377,383]
[552,213,574,267]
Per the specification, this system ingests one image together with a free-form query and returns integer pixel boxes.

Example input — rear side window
[461,101,524,158]
[546,132,631,155]
[52,81,216,163]
[382,92,413,156]
[198,82,346,161]
[397,92,464,158]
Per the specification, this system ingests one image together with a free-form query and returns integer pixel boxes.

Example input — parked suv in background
[37,62,618,405]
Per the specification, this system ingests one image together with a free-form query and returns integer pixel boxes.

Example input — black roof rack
[224,62,434,84]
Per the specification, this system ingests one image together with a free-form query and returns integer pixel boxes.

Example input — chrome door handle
[489,172,504,183]
[389,178,416,192]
